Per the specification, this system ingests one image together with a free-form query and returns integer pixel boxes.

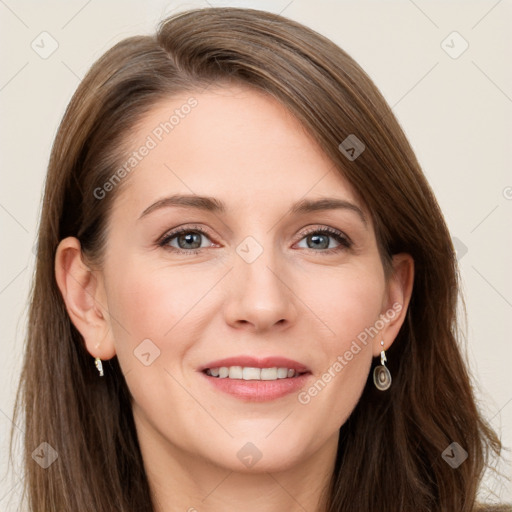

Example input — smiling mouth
[203,366,309,380]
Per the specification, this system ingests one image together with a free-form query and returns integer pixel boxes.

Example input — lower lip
[199,371,312,402]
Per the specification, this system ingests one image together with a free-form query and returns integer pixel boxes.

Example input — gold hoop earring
[373,340,391,391]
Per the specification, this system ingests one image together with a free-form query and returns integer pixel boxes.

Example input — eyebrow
[138,194,367,227]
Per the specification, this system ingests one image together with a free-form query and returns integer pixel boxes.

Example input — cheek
[103,260,216,433]
[104,258,220,367]
[296,265,383,422]
[305,262,385,345]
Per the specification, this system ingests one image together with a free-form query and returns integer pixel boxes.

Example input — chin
[198,434,314,474]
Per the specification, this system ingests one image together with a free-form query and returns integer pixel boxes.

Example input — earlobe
[54,237,116,360]
[374,253,414,357]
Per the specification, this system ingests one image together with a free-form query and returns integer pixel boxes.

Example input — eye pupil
[178,232,202,249]
[308,234,329,249]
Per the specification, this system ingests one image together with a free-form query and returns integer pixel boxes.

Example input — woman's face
[85,85,410,474]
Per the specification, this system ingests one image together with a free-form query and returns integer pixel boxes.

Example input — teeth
[205,366,300,380]
[261,368,277,380]
[230,366,243,379]
[277,368,288,379]
[242,367,260,380]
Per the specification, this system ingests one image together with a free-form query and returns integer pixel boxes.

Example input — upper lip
[199,356,310,373]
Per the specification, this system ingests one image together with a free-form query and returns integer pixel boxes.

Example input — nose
[223,244,298,333]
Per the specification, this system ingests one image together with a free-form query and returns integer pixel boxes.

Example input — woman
[10,6,509,512]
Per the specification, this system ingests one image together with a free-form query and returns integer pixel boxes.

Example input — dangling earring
[373,340,391,390]
[94,357,104,377]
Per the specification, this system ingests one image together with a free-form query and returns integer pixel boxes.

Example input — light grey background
[1,0,511,508]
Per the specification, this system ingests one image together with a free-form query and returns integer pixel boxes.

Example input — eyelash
[158,224,353,256]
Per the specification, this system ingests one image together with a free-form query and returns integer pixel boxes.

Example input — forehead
[110,84,367,221]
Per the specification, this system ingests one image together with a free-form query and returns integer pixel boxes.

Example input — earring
[373,340,391,391]
[94,357,104,377]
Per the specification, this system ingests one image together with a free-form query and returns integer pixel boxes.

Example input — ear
[54,237,116,360]
[373,253,414,357]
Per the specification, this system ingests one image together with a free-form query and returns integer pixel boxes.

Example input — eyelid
[157,223,217,245]
[297,225,352,245]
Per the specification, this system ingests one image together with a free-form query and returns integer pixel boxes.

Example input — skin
[55,84,414,512]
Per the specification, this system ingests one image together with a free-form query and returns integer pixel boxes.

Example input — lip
[198,355,310,373]
[197,355,312,402]
[199,371,312,402]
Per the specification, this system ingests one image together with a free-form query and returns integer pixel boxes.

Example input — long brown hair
[9,7,508,511]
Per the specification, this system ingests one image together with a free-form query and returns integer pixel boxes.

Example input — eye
[158,225,215,255]
[158,225,352,256]
[295,227,352,254]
